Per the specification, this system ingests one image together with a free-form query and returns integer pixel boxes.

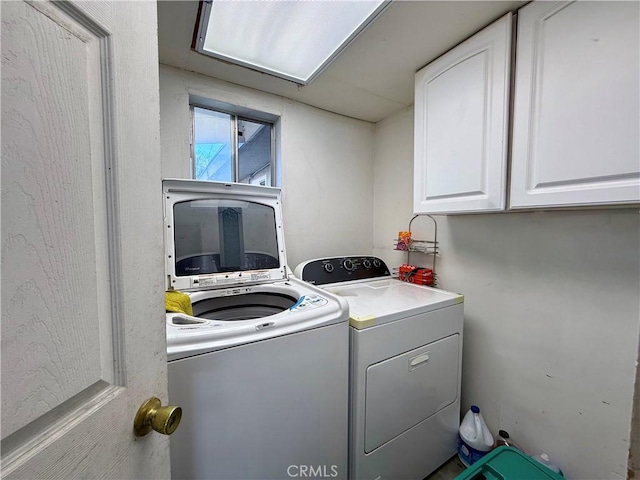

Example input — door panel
[364,334,459,453]
[1,1,168,478]
[510,1,640,208]
[414,13,512,214]
[2,0,114,439]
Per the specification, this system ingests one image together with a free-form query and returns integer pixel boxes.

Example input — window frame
[190,103,276,186]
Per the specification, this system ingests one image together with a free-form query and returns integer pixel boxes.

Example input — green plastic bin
[453,446,564,480]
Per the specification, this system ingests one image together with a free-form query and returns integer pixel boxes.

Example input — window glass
[238,119,272,186]
[192,106,274,185]
[173,199,280,276]
[193,107,233,181]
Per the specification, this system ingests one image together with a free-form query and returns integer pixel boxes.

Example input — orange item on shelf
[397,231,412,251]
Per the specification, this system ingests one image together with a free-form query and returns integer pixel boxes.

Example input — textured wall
[159,65,375,269]
[373,107,640,480]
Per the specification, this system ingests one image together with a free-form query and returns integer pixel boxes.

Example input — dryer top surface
[324,278,463,329]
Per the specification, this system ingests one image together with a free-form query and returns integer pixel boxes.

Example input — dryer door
[364,334,460,453]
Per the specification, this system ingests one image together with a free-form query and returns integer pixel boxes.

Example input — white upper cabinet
[414,13,512,214]
[510,1,640,209]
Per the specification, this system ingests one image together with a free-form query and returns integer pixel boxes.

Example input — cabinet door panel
[424,53,487,198]
[510,1,640,208]
[414,13,512,214]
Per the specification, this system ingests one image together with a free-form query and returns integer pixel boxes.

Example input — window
[191,105,275,186]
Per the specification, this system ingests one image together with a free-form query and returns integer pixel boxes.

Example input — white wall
[159,62,640,478]
[159,65,375,269]
[373,107,640,480]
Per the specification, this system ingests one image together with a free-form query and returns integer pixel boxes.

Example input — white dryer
[295,256,463,480]
[164,180,349,480]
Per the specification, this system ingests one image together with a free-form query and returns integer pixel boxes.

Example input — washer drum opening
[192,292,297,321]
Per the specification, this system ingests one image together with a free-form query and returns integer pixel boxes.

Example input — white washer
[295,256,464,480]
[164,179,349,480]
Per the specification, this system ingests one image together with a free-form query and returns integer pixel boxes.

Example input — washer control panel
[296,256,391,285]
[289,294,329,311]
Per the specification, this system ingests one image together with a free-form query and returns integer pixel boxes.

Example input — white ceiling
[157,0,527,123]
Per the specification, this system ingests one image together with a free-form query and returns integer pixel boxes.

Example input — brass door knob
[134,397,182,437]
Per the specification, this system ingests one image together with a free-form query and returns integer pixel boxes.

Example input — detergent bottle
[457,405,494,466]
[532,453,564,476]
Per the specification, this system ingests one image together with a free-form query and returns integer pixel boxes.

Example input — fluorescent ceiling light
[195,1,390,85]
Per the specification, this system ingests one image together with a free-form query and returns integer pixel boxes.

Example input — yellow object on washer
[165,290,193,316]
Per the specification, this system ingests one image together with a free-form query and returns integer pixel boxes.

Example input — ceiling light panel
[196,0,389,85]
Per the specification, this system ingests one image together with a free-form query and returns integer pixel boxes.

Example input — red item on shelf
[398,264,434,286]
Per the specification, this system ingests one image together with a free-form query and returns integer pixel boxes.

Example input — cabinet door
[414,13,512,214]
[510,1,640,208]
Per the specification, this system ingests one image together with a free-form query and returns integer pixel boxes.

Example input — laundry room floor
[424,455,466,480]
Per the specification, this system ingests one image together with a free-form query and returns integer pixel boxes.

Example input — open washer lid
[163,179,288,291]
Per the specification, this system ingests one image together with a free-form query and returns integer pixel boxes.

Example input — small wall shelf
[392,215,439,286]
[393,239,438,255]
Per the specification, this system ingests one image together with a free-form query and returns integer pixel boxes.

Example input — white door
[510,1,640,209]
[414,13,512,214]
[2,1,171,478]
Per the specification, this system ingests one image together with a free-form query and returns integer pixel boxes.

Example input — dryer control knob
[323,263,334,273]
[343,259,356,271]
[373,259,382,268]
[362,259,372,269]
